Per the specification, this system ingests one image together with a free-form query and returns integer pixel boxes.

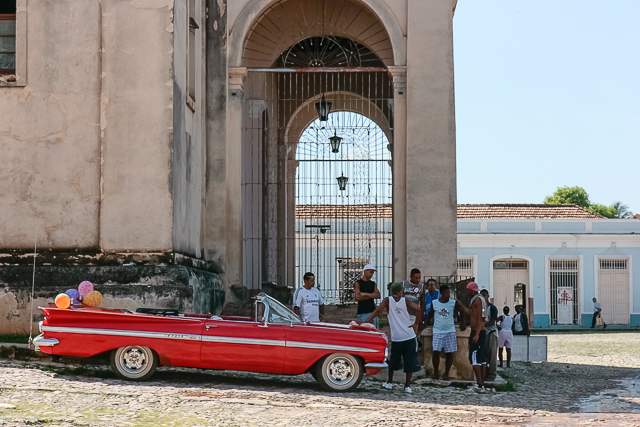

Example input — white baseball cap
[363,264,376,271]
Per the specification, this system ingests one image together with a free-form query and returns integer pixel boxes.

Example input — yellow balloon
[55,293,71,309]
[83,290,102,307]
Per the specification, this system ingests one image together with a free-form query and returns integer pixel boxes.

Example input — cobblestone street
[1,333,640,426]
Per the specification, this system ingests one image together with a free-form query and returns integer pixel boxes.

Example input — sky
[453,1,640,214]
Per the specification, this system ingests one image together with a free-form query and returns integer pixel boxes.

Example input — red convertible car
[34,293,387,391]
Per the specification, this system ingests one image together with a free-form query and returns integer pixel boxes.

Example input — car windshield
[264,296,303,324]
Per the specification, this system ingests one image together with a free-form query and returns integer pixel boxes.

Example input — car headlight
[39,321,43,333]
[384,347,389,359]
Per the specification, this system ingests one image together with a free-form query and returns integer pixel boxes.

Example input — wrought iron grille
[549,259,579,325]
[240,70,394,303]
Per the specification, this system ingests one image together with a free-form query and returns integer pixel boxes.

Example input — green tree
[587,203,617,219]
[611,201,632,219]
[543,186,590,208]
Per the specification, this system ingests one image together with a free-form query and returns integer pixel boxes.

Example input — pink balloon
[78,281,94,296]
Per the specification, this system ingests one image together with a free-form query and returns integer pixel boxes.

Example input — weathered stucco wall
[0,0,176,252]
[172,0,206,258]
[99,0,175,251]
[0,1,102,249]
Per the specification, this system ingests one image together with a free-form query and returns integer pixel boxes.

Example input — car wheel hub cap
[329,360,352,382]
[123,349,146,370]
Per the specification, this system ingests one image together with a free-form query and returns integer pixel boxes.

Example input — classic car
[33,293,388,392]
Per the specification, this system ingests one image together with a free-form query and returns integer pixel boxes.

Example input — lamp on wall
[336,173,348,191]
[315,94,331,121]
[328,131,342,153]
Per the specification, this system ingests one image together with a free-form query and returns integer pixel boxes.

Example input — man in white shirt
[293,272,325,322]
[591,297,607,329]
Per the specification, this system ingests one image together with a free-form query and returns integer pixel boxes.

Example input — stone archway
[228,0,407,68]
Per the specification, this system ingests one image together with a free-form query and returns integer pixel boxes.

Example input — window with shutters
[0,2,16,76]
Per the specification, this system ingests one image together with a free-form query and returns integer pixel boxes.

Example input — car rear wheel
[315,353,363,392]
[110,346,158,381]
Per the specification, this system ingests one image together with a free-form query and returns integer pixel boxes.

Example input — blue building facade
[457,205,640,328]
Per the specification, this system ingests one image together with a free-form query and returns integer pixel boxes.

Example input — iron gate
[240,69,394,304]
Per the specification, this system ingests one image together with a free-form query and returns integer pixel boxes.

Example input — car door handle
[205,325,218,331]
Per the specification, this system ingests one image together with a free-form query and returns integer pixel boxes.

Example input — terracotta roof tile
[295,204,604,219]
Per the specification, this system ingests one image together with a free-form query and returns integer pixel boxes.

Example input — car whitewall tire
[315,353,363,392]
[110,346,158,381]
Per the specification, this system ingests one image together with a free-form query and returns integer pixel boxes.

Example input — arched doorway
[295,112,392,303]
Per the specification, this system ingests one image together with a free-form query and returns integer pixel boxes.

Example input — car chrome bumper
[33,334,59,350]
[365,361,388,369]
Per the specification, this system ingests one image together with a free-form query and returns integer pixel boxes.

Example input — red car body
[34,294,387,391]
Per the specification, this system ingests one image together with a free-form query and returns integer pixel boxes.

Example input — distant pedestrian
[420,278,440,320]
[361,282,421,393]
[591,297,607,329]
[293,272,325,322]
[354,264,381,329]
[513,305,530,336]
[480,289,498,382]
[403,268,424,323]
[497,306,513,368]
[426,285,466,380]
[465,282,488,393]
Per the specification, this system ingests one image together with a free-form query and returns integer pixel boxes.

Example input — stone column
[388,66,408,282]
[406,0,458,277]
[226,67,248,289]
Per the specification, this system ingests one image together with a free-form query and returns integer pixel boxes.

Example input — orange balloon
[83,290,102,307]
[55,293,71,309]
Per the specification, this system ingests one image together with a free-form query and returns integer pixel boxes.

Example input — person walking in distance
[426,285,466,380]
[497,306,513,368]
[480,289,499,382]
[403,268,424,324]
[591,297,607,329]
[466,282,488,393]
[293,272,325,323]
[362,282,421,393]
[354,264,381,329]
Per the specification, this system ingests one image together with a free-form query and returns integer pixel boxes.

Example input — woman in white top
[361,282,421,393]
[497,306,513,368]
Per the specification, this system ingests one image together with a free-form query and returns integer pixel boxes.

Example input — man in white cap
[354,264,381,329]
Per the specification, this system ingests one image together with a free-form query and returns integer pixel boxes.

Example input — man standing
[362,282,421,393]
[426,285,466,380]
[293,272,325,323]
[403,268,424,323]
[466,282,488,393]
[354,264,381,329]
[513,305,530,336]
[498,306,513,368]
[420,278,440,320]
[480,289,499,382]
[591,297,608,329]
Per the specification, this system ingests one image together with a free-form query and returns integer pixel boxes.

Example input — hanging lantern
[315,94,331,121]
[336,173,348,191]
[329,131,342,153]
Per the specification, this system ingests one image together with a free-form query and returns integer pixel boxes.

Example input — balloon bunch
[54,281,103,309]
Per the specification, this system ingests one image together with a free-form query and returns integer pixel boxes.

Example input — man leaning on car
[293,272,325,322]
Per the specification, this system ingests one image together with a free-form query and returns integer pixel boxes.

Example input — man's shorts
[498,330,513,348]
[468,330,487,366]
[388,338,421,373]
[432,332,457,353]
[356,313,379,330]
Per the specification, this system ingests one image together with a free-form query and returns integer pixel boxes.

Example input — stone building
[0,0,459,332]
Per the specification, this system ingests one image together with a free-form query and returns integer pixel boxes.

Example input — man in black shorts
[465,282,488,393]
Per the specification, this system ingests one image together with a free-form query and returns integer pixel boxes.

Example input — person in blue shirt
[420,278,440,321]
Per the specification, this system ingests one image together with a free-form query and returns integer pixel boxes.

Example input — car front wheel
[315,353,363,392]
[110,346,158,381]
